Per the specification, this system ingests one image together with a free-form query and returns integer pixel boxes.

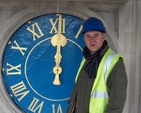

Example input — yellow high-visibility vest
[75,48,123,113]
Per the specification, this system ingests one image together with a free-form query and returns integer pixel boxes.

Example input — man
[67,17,127,113]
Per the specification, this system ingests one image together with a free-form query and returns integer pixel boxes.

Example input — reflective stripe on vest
[91,91,109,98]
[91,51,117,99]
[104,51,117,83]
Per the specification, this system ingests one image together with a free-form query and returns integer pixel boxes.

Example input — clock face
[2,13,85,112]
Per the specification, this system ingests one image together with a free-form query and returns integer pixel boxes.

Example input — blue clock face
[2,14,85,112]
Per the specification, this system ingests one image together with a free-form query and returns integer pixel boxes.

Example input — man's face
[84,31,106,54]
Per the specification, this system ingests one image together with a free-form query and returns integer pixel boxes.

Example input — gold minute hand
[51,14,67,85]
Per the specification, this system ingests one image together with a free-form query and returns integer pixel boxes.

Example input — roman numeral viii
[10,81,30,101]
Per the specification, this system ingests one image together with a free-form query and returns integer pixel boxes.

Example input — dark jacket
[67,45,127,113]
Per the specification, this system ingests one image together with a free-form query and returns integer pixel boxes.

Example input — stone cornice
[0,1,128,10]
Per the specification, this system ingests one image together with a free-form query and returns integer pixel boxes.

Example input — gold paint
[10,94,13,97]
[10,81,30,101]
[51,14,67,85]
[52,104,63,113]
[11,40,27,56]
[26,22,44,41]
[28,97,44,113]
[75,25,83,39]
[6,63,21,75]
[8,41,11,44]
[28,21,31,24]
[49,18,58,34]
[2,68,5,72]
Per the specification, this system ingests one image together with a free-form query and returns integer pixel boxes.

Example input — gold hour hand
[51,14,67,85]
[52,66,62,85]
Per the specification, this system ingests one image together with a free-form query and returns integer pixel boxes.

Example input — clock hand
[51,14,67,85]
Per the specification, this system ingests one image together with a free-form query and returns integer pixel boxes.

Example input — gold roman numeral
[49,16,65,34]
[75,25,83,39]
[11,40,27,56]
[52,104,63,113]
[28,97,44,113]
[6,63,21,75]
[10,81,30,101]
[26,22,44,41]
